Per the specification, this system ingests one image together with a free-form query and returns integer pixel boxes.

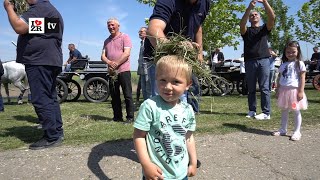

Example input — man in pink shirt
[101,17,134,123]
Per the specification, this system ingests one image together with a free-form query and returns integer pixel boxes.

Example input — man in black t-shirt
[240,0,275,120]
[310,47,320,71]
[4,0,64,150]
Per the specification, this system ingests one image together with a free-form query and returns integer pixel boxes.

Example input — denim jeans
[187,74,200,112]
[141,62,151,100]
[245,58,271,115]
[64,63,71,72]
[25,65,63,141]
[269,70,275,91]
[148,63,158,97]
[109,71,134,120]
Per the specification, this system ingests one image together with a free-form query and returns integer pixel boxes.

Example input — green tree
[260,0,294,54]
[136,0,156,7]
[203,0,245,54]
[295,0,320,47]
[136,0,246,56]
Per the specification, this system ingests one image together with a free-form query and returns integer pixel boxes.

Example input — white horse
[1,61,29,104]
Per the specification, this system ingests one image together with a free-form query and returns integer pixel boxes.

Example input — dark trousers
[25,65,63,141]
[136,75,142,101]
[109,71,134,120]
[0,79,3,111]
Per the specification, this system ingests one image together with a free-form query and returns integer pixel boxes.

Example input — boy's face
[156,67,191,106]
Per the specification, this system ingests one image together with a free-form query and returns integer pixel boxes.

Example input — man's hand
[3,0,14,10]
[108,61,119,71]
[249,0,257,9]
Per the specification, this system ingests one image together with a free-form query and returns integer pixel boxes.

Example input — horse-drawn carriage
[304,60,320,91]
[200,59,245,96]
[56,56,110,103]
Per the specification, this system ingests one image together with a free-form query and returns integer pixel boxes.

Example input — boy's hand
[142,162,164,180]
[187,164,197,177]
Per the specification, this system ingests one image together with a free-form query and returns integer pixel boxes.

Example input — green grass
[0,85,319,151]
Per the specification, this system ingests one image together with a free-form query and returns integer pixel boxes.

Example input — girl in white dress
[273,41,308,141]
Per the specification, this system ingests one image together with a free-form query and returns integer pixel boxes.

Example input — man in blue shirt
[4,0,64,150]
[144,0,210,113]
[64,43,83,72]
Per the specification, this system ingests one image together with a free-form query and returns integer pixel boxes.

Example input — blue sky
[0,0,313,70]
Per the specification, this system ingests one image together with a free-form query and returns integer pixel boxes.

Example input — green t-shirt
[134,95,196,180]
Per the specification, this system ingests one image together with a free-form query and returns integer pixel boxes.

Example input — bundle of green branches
[10,0,29,15]
[153,32,215,88]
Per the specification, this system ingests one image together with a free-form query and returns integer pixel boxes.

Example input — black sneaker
[197,159,201,168]
[124,118,134,124]
[113,118,123,122]
[29,137,63,150]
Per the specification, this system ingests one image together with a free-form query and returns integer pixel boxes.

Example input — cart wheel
[211,77,231,96]
[56,78,68,103]
[236,79,248,95]
[66,79,81,101]
[83,77,110,102]
[227,82,235,94]
[199,77,209,96]
[312,74,320,90]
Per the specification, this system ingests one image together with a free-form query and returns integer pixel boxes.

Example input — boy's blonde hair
[156,55,192,84]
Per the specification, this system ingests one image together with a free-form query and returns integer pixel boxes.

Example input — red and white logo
[29,18,45,34]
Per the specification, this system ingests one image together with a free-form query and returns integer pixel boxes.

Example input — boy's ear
[185,82,192,90]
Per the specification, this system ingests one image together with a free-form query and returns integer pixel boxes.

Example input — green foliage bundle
[10,0,28,15]
[153,33,214,86]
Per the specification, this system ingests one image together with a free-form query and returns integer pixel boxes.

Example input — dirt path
[1,128,319,180]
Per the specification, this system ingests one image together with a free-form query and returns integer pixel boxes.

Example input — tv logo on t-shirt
[29,18,60,34]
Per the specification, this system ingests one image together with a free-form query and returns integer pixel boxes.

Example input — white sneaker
[246,111,256,118]
[255,113,270,120]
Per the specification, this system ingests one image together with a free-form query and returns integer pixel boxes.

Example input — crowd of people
[1,0,317,179]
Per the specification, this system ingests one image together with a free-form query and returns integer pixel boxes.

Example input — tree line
[137,0,320,58]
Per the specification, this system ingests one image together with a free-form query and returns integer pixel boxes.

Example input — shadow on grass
[223,123,271,136]
[79,114,110,121]
[13,115,39,123]
[87,139,138,180]
[307,99,320,103]
[0,126,42,143]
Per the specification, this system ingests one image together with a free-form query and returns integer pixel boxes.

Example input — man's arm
[262,0,275,31]
[3,0,28,34]
[194,26,204,63]
[101,49,116,70]
[115,47,131,68]
[147,18,168,48]
[240,1,255,35]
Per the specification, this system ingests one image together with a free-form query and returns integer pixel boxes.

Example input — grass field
[0,82,319,151]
